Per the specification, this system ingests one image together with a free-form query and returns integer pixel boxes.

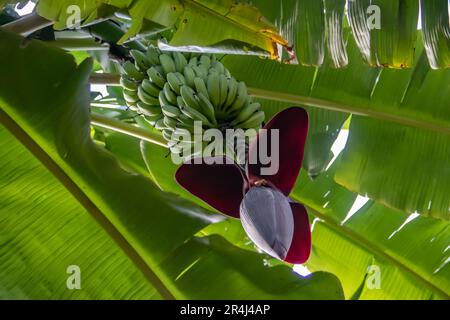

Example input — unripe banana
[236,110,265,129]
[225,77,238,108]
[163,83,178,105]
[122,61,145,81]
[192,65,207,81]
[141,79,161,98]
[162,129,173,141]
[147,67,166,89]
[120,76,138,91]
[188,57,198,67]
[200,55,212,68]
[138,86,159,105]
[163,116,178,130]
[131,49,150,71]
[180,104,213,127]
[232,102,261,125]
[146,46,161,65]
[207,73,221,107]
[197,92,217,125]
[228,82,248,111]
[143,114,163,126]
[180,85,201,111]
[167,72,185,95]
[120,48,266,160]
[155,118,166,131]
[183,66,196,87]
[211,61,225,75]
[137,102,162,117]
[159,54,176,75]
[218,74,228,108]
[173,52,188,72]
[161,104,181,118]
[123,89,139,104]
[159,91,172,108]
[194,77,209,100]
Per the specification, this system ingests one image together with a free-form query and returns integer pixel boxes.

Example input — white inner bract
[239,186,294,260]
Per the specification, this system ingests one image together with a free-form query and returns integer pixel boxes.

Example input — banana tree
[0,0,449,300]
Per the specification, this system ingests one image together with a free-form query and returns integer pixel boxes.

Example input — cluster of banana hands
[119,47,312,264]
[119,46,265,159]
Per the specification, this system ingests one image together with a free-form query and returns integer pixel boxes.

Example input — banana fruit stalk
[120,46,265,160]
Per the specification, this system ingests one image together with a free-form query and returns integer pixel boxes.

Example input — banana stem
[91,113,168,148]
[89,73,121,86]
[2,12,53,37]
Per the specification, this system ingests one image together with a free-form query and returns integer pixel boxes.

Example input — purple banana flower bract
[176,107,311,264]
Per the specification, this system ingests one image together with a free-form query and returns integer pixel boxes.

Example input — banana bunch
[120,46,265,160]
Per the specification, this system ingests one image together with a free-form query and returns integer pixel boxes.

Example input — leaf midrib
[0,108,176,300]
[249,87,450,136]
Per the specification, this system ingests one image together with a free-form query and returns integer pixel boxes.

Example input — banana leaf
[0,29,343,299]
[292,165,450,300]
[223,33,450,220]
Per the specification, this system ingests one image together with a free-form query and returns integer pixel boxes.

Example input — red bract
[175,107,311,264]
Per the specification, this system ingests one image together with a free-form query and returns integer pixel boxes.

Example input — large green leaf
[223,34,450,219]
[0,29,343,299]
[252,0,449,69]
[335,116,450,220]
[420,0,450,69]
[0,125,159,299]
[33,0,285,57]
[292,165,450,300]
[348,0,419,68]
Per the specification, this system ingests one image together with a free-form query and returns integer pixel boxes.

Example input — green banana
[188,57,198,67]
[180,104,213,127]
[228,82,248,111]
[159,90,172,108]
[183,66,196,87]
[194,77,209,100]
[192,65,207,81]
[163,116,178,130]
[180,85,201,111]
[155,118,166,131]
[161,104,181,118]
[146,46,161,65]
[130,49,150,71]
[162,129,173,141]
[173,52,188,72]
[207,73,221,107]
[197,92,217,125]
[225,77,238,108]
[232,102,261,125]
[137,102,162,117]
[218,74,228,108]
[236,110,265,129]
[167,72,185,95]
[138,86,160,105]
[123,89,139,104]
[163,83,178,105]
[159,53,176,75]
[120,76,138,91]
[141,79,161,98]
[122,61,145,81]
[211,61,225,75]
[147,67,166,89]
[199,55,211,69]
